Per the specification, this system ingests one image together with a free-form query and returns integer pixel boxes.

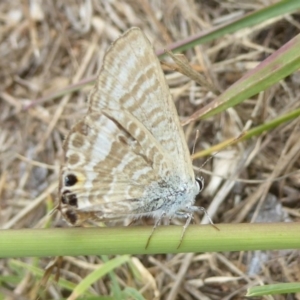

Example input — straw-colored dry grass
[1,1,300,299]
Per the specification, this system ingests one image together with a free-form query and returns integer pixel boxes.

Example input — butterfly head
[195,176,204,195]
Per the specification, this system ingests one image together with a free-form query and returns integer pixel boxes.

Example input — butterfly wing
[59,109,173,224]
[89,27,194,180]
[59,28,196,225]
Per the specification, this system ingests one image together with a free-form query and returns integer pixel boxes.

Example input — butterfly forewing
[59,27,198,226]
[88,28,194,178]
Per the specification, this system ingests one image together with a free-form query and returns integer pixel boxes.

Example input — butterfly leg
[176,212,194,249]
[145,211,166,249]
[175,207,219,248]
[188,206,219,230]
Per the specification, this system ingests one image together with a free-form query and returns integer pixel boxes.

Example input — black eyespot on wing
[65,210,77,225]
[65,174,78,186]
[68,194,78,207]
[61,190,78,207]
[196,177,204,193]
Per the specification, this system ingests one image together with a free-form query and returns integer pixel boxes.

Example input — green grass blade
[101,255,122,299]
[68,255,130,299]
[247,282,300,296]
[1,223,300,257]
[122,287,145,300]
[187,32,300,122]
[194,107,300,158]
[158,0,300,55]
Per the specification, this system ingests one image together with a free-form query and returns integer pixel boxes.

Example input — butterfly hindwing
[59,109,174,224]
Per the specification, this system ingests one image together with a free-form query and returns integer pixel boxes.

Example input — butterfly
[58,27,214,247]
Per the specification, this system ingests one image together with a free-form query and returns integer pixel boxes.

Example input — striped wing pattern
[59,28,199,226]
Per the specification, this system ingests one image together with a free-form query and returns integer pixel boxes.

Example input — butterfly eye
[64,174,78,186]
[195,177,204,193]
